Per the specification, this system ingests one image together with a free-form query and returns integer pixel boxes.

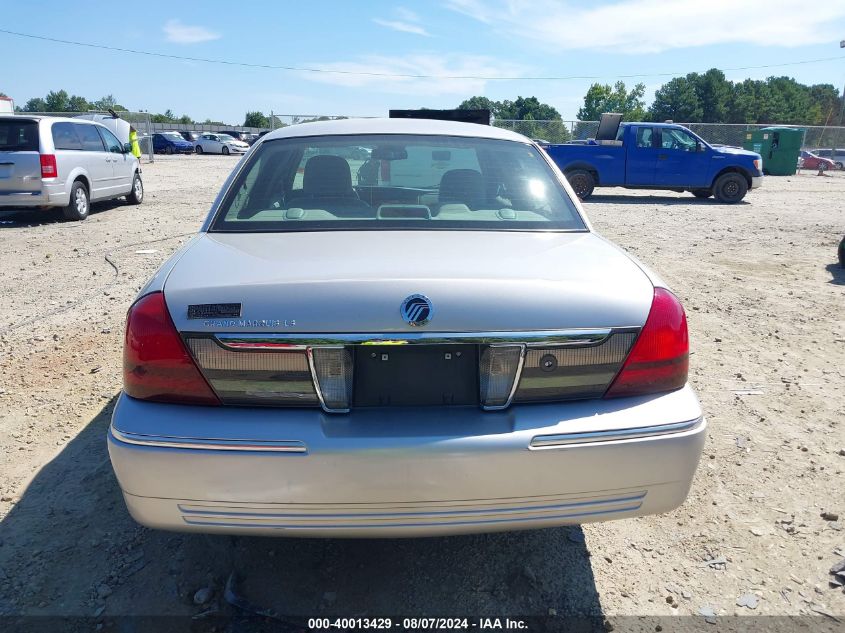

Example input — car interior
[214,135,584,230]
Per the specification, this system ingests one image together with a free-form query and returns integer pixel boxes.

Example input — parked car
[107,118,705,537]
[0,115,143,220]
[799,150,836,172]
[545,117,763,202]
[179,131,201,143]
[244,133,260,145]
[152,132,194,155]
[219,130,252,144]
[811,149,845,170]
[194,133,249,155]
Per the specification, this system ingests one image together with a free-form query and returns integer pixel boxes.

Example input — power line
[1,28,843,81]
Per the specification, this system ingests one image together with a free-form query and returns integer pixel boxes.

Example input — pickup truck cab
[546,118,763,203]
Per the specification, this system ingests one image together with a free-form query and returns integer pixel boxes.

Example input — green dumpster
[742,127,804,176]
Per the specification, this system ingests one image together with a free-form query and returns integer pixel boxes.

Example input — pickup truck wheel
[713,173,748,204]
[62,181,90,221]
[566,170,595,199]
[691,188,712,199]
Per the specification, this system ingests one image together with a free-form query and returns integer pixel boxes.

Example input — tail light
[309,347,354,412]
[479,345,523,409]
[40,154,57,179]
[604,287,688,398]
[123,292,220,405]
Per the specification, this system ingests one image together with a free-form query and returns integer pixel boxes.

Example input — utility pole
[835,40,845,157]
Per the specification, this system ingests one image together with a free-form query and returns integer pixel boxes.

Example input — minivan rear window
[0,119,39,151]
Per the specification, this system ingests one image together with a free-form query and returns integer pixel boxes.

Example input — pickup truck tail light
[40,154,57,179]
[123,292,220,405]
[604,288,688,398]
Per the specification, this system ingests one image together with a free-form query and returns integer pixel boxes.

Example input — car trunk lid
[164,230,654,334]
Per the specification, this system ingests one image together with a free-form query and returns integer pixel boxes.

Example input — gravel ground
[0,155,843,628]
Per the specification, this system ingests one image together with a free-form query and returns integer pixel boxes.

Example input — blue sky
[3,0,845,124]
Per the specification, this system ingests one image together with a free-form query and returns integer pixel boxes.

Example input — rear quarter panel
[544,144,626,185]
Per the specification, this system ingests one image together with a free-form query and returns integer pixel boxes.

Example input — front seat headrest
[303,155,355,197]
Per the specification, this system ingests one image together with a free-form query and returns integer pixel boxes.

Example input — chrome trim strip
[110,425,307,453]
[178,491,647,520]
[214,328,619,351]
[180,504,644,530]
[481,344,526,411]
[306,346,351,414]
[530,417,704,449]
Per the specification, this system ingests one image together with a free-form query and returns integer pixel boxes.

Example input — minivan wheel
[835,161,844,170]
[713,173,748,203]
[127,173,144,205]
[222,146,230,156]
[165,146,173,155]
[691,188,713,199]
[63,181,90,221]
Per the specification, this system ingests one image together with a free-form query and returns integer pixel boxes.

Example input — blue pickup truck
[545,117,763,203]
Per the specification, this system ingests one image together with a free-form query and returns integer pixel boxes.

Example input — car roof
[0,115,102,125]
[260,117,531,143]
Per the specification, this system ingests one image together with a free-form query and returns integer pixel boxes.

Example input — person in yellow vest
[129,126,142,159]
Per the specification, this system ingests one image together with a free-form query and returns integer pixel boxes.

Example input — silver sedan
[108,118,705,537]
[194,133,249,155]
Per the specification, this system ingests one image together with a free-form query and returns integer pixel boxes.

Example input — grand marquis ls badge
[401,294,433,326]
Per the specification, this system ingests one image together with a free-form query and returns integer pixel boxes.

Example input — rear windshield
[211,134,586,232]
[0,119,39,151]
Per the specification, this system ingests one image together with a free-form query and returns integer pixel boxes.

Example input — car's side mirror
[696,142,705,152]
[123,142,132,154]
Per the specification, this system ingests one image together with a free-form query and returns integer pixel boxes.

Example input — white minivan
[0,116,143,220]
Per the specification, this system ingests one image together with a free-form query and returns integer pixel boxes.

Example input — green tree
[807,84,841,125]
[67,95,90,112]
[44,89,70,112]
[457,96,498,113]
[243,111,270,128]
[178,115,193,124]
[649,77,702,122]
[694,69,731,123]
[23,97,47,112]
[496,96,560,121]
[577,81,646,121]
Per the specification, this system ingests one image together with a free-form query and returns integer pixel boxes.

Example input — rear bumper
[750,175,763,189]
[107,386,706,537]
[0,181,68,207]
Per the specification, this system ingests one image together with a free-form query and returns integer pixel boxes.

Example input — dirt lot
[0,155,843,628]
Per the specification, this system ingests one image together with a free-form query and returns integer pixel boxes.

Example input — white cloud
[163,19,220,44]
[445,0,845,53]
[373,19,432,37]
[302,53,525,96]
[395,7,421,23]
[373,7,432,36]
